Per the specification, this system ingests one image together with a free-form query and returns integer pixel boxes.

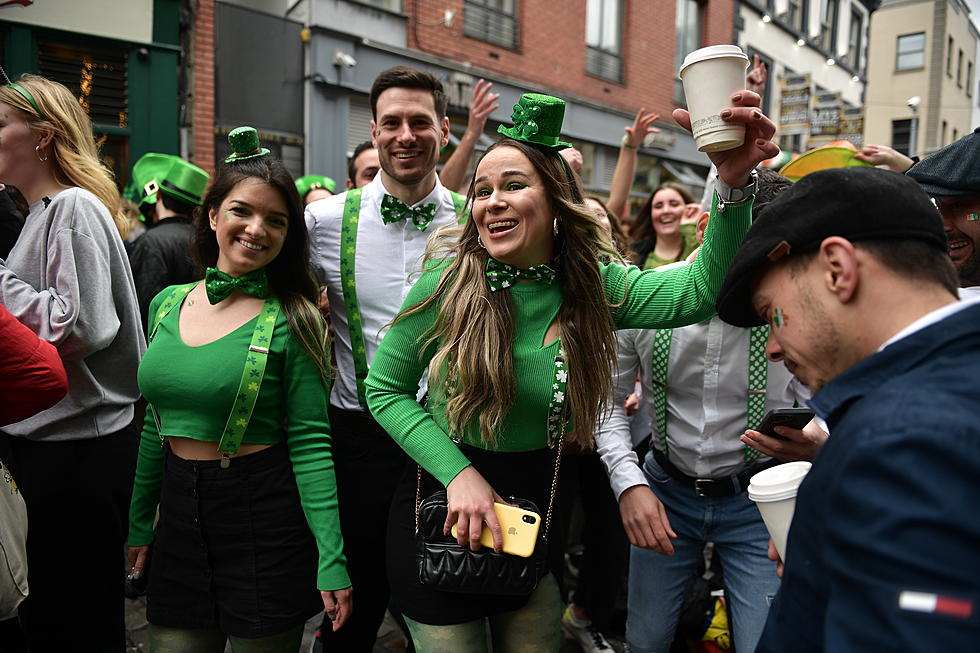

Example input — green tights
[147,622,305,653]
[403,573,562,653]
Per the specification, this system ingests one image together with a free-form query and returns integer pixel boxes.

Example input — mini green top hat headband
[497,93,572,150]
[224,126,270,163]
[0,64,45,118]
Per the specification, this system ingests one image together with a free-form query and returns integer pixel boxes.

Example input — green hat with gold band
[295,174,337,198]
[131,153,176,206]
[225,126,270,163]
[497,93,572,150]
[159,158,210,206]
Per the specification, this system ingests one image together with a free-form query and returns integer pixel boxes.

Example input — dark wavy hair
[194,155,329,384]
[628,181,695,262]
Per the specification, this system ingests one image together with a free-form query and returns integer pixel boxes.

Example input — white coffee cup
[747,461,811,563]
[678,45,750,152]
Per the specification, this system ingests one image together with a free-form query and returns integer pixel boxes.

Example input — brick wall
[191,0,216,174]
[407,0,735,120]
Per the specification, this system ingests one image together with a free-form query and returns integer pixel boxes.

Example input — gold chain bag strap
[414,351,568,596]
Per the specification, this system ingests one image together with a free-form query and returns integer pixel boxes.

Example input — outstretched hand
[467,79,500,133]
[623,108,661,149]
[672,90,778,187]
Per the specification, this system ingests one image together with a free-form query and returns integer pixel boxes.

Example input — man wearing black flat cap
[715,166,980,652]
[906,127,980,296]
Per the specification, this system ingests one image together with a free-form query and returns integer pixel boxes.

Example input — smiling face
[751,261,843,393]
[0,101,41,188]
[371,87,448,192]
[472,145,555,269]
[937,194,980,286]
[208,177,289,277]
[650,187,686,237]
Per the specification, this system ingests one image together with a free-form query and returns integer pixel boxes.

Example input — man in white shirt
[306,66,465,651]
[596,171,824,653]
[715,166,976,652]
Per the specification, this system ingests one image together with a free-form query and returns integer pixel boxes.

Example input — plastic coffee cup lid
[747,461,811,502]
[678,44,749,79]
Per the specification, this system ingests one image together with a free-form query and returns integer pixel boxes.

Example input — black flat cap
[716,167,947,327]
[906,126,980,197]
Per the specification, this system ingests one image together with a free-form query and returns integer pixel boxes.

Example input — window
[586,0,623,82]
[957,49,963,87]
[892,118,913,156]
[674,0,703,102]
[463,0,519,49]
[947,36,954,76]
[778,0,807,33]
[845,8,862,70]
[817,0,839,54]
[896,33,925,71]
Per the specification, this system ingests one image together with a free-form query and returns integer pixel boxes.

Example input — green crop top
[127,283,349,590]
[365,194,752,488]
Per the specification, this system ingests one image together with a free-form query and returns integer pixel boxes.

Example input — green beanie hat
[497,93,572,150]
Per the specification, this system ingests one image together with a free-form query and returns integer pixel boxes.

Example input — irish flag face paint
[773,307,786,328]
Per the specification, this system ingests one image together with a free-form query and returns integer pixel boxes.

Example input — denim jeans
[626,452,780,653]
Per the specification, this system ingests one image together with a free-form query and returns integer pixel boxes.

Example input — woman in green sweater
[127,128,351,651]
[365,93,777,653]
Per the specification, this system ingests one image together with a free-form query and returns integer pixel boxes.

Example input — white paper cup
[678,45,750,152]
[747,461,811,563]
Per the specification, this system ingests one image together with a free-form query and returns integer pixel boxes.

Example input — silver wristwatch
[715,170,759,212]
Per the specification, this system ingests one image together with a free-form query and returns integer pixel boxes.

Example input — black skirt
[146,443,322,637]
[386,442,568,625]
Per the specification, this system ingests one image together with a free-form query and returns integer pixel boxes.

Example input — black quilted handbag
[414,426,565,596]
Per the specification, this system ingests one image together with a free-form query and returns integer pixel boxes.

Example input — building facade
[864,0,978,156]
[1,0,183,189]
[280,0,740,212]
[735,0,878,154]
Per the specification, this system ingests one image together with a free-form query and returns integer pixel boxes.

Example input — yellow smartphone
[450,502,541,557]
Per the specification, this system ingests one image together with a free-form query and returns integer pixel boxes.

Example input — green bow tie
[204,267,270,305]
[380,194,437,231]
[485,257,556,292]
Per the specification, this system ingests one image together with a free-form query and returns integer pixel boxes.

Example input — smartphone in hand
[451,502,541,557]
[754,408,814,441]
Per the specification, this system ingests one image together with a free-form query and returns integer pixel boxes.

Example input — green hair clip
[224,126,270,163]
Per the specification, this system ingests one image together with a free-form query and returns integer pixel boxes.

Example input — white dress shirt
[596,317,810,499]
[305,174,461,411]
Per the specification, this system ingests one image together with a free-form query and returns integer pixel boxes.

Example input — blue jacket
[757,302,980,652]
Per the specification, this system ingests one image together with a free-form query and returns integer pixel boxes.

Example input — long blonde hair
[0,74,128,238]
[399,139,624,449]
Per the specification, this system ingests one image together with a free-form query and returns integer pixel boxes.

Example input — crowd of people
[0,60,978,653]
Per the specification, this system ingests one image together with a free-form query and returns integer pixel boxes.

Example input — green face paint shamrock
[510,103,543,140]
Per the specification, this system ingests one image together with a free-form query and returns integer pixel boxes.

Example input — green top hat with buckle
[497,93,572,150]
[131,153,175,206]
[159,158,210,206]
[225,126,270,163]
[295,174,337,198]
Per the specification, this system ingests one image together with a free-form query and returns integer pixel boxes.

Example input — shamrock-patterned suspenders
[339,188,468,408]
[148,283,282,468]
[651,325,770,463]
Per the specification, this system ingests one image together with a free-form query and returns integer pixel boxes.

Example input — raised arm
[439,79,500,193]
[606,108,660,221]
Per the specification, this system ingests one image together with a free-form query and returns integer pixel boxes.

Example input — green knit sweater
[127,284,350,591]
[365,196,752,487]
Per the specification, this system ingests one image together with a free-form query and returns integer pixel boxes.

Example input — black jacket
[127,217,197,332]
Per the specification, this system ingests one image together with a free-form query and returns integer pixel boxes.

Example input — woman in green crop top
[364,93,778,652]
[126,128,351,651]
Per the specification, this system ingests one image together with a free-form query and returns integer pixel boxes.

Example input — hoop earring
[478,236,486,249]
[35,145,47,163]
[553,217,559,237]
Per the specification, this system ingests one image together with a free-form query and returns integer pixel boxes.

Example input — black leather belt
[652,447,779,498]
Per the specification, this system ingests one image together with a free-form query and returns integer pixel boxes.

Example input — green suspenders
[148,282,282,468]
[651,324,769,462]
[339,188,468,409]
